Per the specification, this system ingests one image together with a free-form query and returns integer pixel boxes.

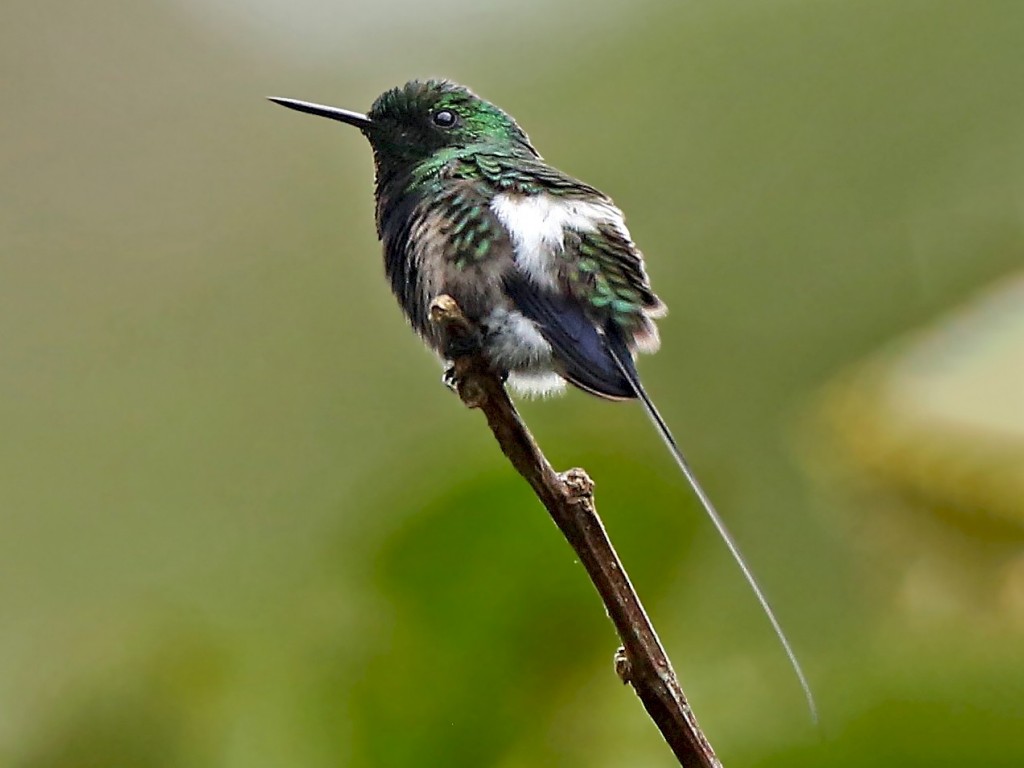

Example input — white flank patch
[507,371,567,399]
[490,193,626,289]
[483,307,554,370]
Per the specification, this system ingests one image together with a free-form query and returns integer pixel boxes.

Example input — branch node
[429,294,484,360]
[561,468,595,499]
[428,294,463,328]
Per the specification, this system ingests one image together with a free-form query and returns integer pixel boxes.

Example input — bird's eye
[432,109,457,128]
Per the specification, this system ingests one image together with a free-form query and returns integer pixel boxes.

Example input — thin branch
[429,295,722,768]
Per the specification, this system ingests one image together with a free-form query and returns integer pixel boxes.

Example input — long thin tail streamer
[606,335,818,723]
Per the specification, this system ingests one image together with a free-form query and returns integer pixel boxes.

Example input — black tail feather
[504,275,636,400]
[604,330,818,723]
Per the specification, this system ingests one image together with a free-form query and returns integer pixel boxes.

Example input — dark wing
[562,220,664,355]
[504,274,636,400]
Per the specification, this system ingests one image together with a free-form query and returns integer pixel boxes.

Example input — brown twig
[429,295,722,768]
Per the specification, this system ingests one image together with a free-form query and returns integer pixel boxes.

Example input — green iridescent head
[269,79,538,171]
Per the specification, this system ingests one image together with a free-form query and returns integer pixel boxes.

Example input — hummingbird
[269,79,815,720]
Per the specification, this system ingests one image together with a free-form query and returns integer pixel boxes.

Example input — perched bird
[269,79,815,719]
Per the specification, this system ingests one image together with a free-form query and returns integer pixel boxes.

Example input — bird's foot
[440,326,483,393]
[442,362,507,394]
[442,365,460,392]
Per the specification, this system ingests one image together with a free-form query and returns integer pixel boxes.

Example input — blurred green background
[3,0,1024,765]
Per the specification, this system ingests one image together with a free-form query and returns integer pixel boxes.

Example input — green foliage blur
[3,1,1023,765]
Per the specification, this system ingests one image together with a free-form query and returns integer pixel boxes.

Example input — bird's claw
[442,365,460,392]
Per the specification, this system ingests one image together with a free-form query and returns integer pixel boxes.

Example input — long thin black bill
[267,97,372,129]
